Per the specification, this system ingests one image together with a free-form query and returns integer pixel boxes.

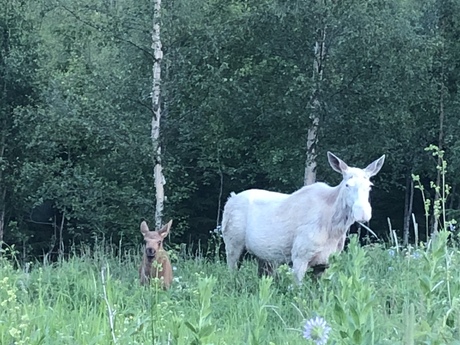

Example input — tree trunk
[0,130,5,245]
[403,172,414,246]
[0,189,4,246]
[0,21,8,247]
[216,165,224,228]
[431,64,445,236]
[58,212,65,259]
[304,27,326,185]
[151,0,165,229]
[304,116,319,186]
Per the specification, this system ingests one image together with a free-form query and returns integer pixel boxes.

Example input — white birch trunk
[304,116,319,185]
[0,189,4,245]
[431,59,446,236]
[304,27,326,186]
[151,0,165,229]
[0,105,6,245]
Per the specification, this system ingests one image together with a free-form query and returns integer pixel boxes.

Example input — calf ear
[140,221,150,235]
[159,220,173,238]
[327,152,349,174]
[365,155,385,177]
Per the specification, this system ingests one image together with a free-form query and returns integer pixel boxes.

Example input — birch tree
[151,0,165,228]
[430,0,449,236]
[0,41,7,244]
[431,82,445,236]
[304,26,326,185]
[304,0,330,187]
[0,0,11,246]
[0,116,5,245]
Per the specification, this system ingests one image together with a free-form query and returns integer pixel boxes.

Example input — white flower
[303,316,331,345]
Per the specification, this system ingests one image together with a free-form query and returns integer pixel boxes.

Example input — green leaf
[353,329,362,343]
[198,324,215,338]
[419,275,431,295]
[184,321,197,334]
[350,306,361,328]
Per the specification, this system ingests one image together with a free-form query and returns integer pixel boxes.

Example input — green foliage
[2,0,460,257]
[183,276,216,345]
[413,145,457,240]
[2,0,155,250]
[249,277,273,345]
[2,241,460,344]
[323,236,379,344]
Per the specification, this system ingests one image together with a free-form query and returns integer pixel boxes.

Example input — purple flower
[411,251,422,260]
[303,316,331,345]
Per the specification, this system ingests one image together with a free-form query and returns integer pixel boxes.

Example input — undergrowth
[2,146,459,344]
[1,235,460,345]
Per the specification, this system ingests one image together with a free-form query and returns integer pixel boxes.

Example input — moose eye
[345,177,356,188]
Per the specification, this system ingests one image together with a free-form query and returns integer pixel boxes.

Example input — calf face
[139,220,173,288]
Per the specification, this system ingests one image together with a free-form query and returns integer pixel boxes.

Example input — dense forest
[1,0,460,260]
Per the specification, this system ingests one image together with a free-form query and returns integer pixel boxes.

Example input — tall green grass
[1,233,460,345]
[2,145,459,344]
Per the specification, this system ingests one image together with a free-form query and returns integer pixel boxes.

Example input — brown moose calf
[139,220,173,289]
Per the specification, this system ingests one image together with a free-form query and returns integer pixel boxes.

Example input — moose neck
[331,182,355,236]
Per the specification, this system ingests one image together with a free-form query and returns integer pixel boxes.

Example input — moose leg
[291,238,317,284]
[224,236,245,270]
[292,257,309,284]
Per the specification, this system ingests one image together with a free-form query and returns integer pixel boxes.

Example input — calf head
[140,220,172,260]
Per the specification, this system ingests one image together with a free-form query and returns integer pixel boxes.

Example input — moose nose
[146,248,156,257]
[353,204,372,222]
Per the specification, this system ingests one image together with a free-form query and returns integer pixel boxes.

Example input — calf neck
[139,220,173,289]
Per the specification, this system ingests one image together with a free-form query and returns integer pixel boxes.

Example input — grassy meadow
[1,231,460,345]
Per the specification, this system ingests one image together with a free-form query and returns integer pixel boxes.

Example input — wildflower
[388,249,396,257]
[9,327,21,338]
[303,316,331,345]
[411,251,422,260]
[211,225,222,235]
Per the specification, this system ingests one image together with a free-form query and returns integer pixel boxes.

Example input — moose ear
[159,220,173,238]
[327,152,349,174]
[140,221,150,235]
[364,155,385,177]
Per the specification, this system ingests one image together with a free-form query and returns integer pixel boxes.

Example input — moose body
[139,220,173,289]
[221,152,385,283]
